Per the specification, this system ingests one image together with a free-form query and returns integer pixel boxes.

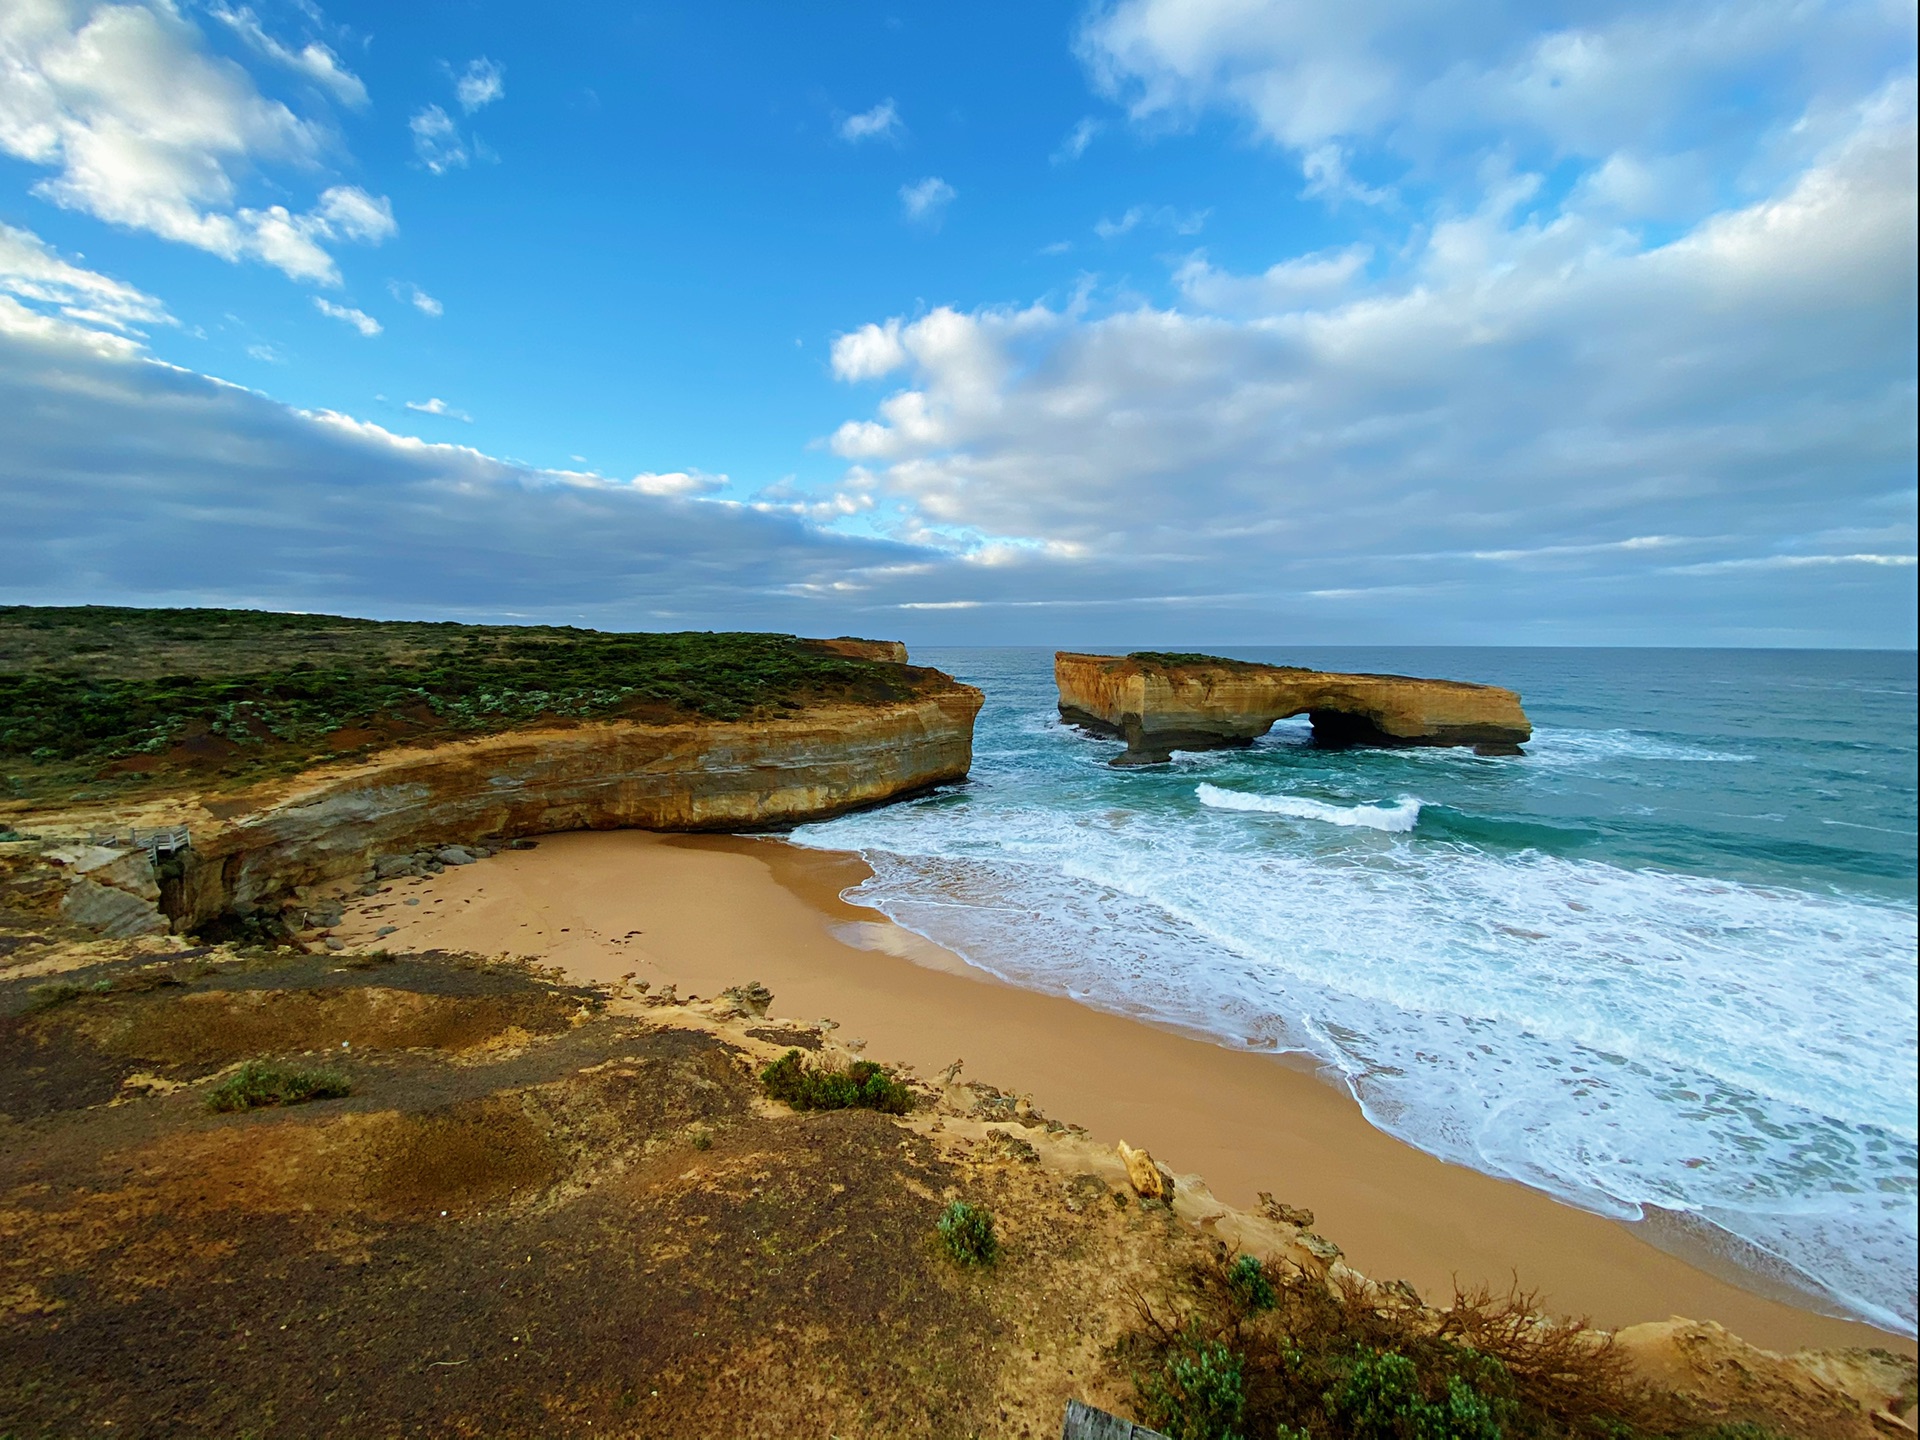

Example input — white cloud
[1052,116,1101,164]
[246,342,281,362]
[839,98,902,143]
[312,296,379,335]
[1094,203,1209,239]
[625,470,728,497]
[1077,0,1914,222]
[405,396,469,421]
[820,101,1917,642]
[205,2,368,108]
[454,57,504,113]
[1173,244,1369,313]
[389,279,443,316]
[830,319,907,381]
[899,176,955,225]
[0,221,172,335]
[410,103,467,173]
[0,1,393,283]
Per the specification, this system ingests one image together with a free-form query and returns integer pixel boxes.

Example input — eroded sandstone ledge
[1056,651,1531,765]
[14,680,981,933]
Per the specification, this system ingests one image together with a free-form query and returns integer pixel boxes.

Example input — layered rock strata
[1056,652,1531,765]
[18,679,981,933]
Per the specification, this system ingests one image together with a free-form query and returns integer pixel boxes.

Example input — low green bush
[1139,1326,1248,1440]
[1326,1346,1508,1440]
[936,1200,998,1266]
[1225,1253,1277,1313]
[207,1060,351,1112]
[759,1049,914,1114]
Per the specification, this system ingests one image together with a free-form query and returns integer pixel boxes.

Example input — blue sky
[2,0,1914,646]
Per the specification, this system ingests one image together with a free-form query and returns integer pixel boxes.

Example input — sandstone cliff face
[21,680,980,933]
[809,637,911,663]
[1056,652,1531,765]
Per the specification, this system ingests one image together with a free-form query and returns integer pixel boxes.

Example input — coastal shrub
[1225,1253,1277,1313]
[26,979,108,1009]
[0,607,925,800]
[1138,1326,1248,1440]
[1127,1252,1655,1440]
[936,1200,998,1266]
[1325,1346,1507,1440]
[207,1060,351,1112]
[758,1049,914,1114]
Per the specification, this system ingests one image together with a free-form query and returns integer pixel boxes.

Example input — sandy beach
[335,827,1911,1357]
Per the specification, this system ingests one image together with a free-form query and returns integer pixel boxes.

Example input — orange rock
[1055,651,1531,765]
[1117,1140,1174,1201]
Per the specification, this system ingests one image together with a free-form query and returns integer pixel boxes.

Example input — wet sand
[336,828,1911,1357]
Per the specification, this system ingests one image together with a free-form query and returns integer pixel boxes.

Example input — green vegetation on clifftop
[0,606,926,803]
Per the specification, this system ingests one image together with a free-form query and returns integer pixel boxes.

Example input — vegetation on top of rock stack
[1126,651,1281,671]
[0,606,928,802]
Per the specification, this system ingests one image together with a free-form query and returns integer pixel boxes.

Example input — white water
[1197,782,1423,831]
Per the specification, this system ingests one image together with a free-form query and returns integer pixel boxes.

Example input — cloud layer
[0,0,393,284]
[824,85,1917,644]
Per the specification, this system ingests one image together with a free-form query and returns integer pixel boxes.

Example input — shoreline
[335,827,1913,1357]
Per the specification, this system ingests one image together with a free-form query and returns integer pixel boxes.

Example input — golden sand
[335,828,1909,1356]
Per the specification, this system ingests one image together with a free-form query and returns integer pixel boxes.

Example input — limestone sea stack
[1056,651,1531,766]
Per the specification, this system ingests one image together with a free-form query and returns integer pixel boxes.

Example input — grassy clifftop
[0,606,929,804]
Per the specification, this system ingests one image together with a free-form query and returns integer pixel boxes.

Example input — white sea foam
[1197,783,1422,831]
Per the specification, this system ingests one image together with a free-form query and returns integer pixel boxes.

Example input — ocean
[791,647,1920,1336]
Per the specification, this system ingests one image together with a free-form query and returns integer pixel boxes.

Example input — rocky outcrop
[21,674,981,934]
[810,637,910,663]
[1056,652,1532,765]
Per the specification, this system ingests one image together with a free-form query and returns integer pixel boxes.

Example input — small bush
[759,1049,913,1114]
[207,1060,350,1112]
[1225,1253,1277,1313]
[937,1200,998,1267]
[1139,1326,1247,1440]
[1326,1346,1507,1440]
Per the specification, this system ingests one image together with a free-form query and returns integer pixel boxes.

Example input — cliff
[11,680,981,935]
[1056,652,1531,765]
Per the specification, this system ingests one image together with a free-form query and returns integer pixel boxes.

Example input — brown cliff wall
[23,681,981,932]
[1056,652,1530,764]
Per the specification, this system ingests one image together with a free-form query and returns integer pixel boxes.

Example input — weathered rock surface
[19,670,981,934]
[810,636,910,663]
[1613,1319,1917,1439]
[1117,1140,1175,1201]
[1056,652,1532,765]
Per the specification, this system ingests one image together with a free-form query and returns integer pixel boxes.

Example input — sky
[1,0,1914,647]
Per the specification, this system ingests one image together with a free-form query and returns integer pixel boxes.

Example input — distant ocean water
[792,648,1920,1336]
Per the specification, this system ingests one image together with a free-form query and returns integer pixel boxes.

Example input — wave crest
[1196,783,1422,832]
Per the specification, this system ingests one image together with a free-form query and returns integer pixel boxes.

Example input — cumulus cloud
[454,57,504,113]
[1078,0,1914,222]
[0,0,393,283]
[822,100,1918,645]
[626,470,727,497]
[899,176,956,225]
[312,296,379,335]
[205,2,368,108]
[839,98,902,143]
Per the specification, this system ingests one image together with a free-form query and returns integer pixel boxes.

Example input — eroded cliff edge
[0,609,981,934]
[1056,651,1531,765]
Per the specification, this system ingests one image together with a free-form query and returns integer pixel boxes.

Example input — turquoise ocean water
[792,648,1919,1335]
